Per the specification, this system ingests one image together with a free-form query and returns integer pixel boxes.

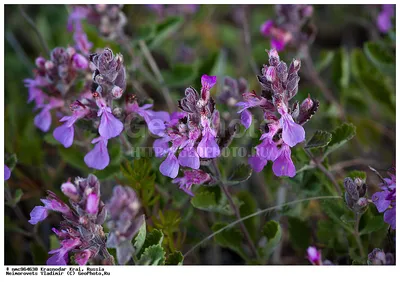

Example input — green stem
[210,159,259,259]
[184,195,342,258]
[354,213,366,259]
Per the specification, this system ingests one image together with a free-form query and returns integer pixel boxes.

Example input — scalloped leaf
[137,229,164,258]
[323,123,356,159]
[137,245,166,265]
[364,42,395,75]
[305,130,332,149]
[133,216,146,256]
[259,220,282,258]
[226,164,253,186]
[165,251,184,265]
[212,222,247,260]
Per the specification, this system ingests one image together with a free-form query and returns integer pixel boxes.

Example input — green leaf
[93,164,120,180]
[50,234,60,250]
[59,146,89,172]
[360,215,385,235]
[332,48,350,89]
[260,220,282,258]
[30,243,48,265]
[190,186,234,215]
[287,217,312,251]
[320,199,353,232]
[133,215,146,256]
[148,16,184,48]
[226,164,253,186]
[315,50,335,73]
[165,251,184,265]
[5,154,18,170]
[305,130,332,149]
[6,189,23,207]
[323,123,356,159]
[137,229,164,258]
[351,49,395,114]
[137,245,166,265]
[212,222,248,260]
[364,42,395,75]
[162,64,197,87]
[43,133,60,146]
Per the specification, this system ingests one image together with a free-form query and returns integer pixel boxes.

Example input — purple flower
[200,74,217,101]
[260,20,274,36]
[84,137,110,170]
[197,121,220,158]
[28,206,49,225]
[4,165,11,181]
[72,53,89,69]
[153,136,172,158]
[172,170,211,196]
[178,146,200,169]
[160,152,180,178]
[28,191,71,225]
[372,169,396,229]
[97,98,123,139]
[47,238,81,265]
[278,107,305,147]
[34,98,64,132]
[307,246,322,265]
[240,109,252,129]
[53,101,89,148]
[61,181,79,201]
[272,144,296,177]
[86,193,99,214]
[75,249,92,266]
[377,5,395,33]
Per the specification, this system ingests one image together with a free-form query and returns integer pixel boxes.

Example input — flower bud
[267,49,280,66]
[300,95,314,113]
[260,20,274,36]
[356,197,368,208]
[66,47,76,57]
[35,57,46,68]
[368,248,386,265]
[265,66,276,82]
[72,53,89,70]
[111,85,123,99]
[86,193,99,215]
[45,60,54,70]
[354,177,363,187]
[112,107,123,118]
[61,181,79,201]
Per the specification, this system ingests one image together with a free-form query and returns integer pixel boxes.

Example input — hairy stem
[210,159,258,259]
[354,213,366,259]
[138,40,175,112]
[184,195,342,258]
[19,5,50,55]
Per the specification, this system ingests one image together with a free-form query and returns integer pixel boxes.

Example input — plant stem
[302,47,346,121]
[19,5,50,55]
[304,148,342,195]
[210,159,259,259]
[184,195,342,258]
[242,7,259,76]
[138,40,175,112]
[354,213,366,259]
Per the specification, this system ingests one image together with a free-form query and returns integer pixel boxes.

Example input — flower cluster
[24,47,90,132]
[367,248,394,265]
[28,174,113,265]
[376,5,395,34]
[371,167,396,229]
[238,49,318,178]
[152,75,219,194]
[68,4,126,41]
[260,4,315,51]
[51,48,166,170]
[343,177,368,213]
[106,185,144,265]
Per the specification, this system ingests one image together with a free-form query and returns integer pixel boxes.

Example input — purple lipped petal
[53,124,74,148]
[240,109,252,129]
[99,110,123,139]
[384,207,396,229]
[178,146,200,169]
[272,144,296,177]
[159,153,179,179]
[372,191,391,213]
[280,112,305,147]
[4,165,11,181]
[248,155,268,173]
[46,252,68,265]
[84,138,110,170]
[153,137,171,158]
[28,206,48,225]
[34,108,52,132]
[197,130,220,158]
[201,74,217,90]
